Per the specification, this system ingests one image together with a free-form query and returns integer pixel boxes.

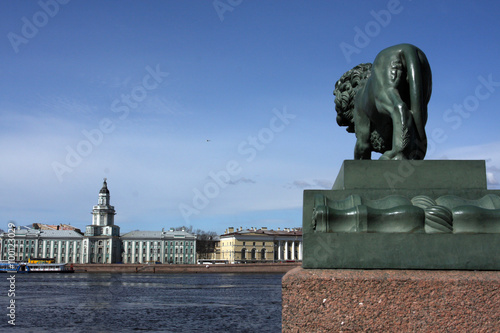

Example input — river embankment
[71,262,300,273]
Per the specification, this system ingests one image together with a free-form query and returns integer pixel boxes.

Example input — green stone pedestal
[332,160,486,190]
[303,160,500,270]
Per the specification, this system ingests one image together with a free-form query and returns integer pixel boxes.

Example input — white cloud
[486,172,498,185]
[287,179,333,189]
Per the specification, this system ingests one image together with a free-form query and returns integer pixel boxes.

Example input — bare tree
[173,226,219,259]
[195,229,218,260]
[174,225,194,233]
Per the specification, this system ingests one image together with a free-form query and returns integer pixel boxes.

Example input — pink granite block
[282,267,500,332]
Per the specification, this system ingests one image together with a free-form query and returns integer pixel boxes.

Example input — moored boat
[0,261,74,273]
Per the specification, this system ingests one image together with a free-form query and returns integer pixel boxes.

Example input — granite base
[282,267,500,332]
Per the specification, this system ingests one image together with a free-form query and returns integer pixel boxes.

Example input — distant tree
[173,226,219,259]
[195,229,218,260]
[174,225,194,233]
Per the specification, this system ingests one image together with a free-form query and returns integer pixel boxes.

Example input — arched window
[261,249,266,260]
[251,249,256,260]
[241,249,246,260]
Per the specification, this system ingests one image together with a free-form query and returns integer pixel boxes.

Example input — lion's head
[333,63,372,133]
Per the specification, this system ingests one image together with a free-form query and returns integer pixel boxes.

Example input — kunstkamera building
[0,179,196,264]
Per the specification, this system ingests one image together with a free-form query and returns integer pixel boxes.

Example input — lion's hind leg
[353,114,371,160]
[376,89,411,160]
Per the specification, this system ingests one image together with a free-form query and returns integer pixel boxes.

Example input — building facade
[121,229,196,264]
[0,179,197,264]
[216,227,302,263]
[0,228,83,263]
[82,178,121,264]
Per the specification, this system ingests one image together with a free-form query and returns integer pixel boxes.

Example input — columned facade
[121,230,196,264]
[274,240,303,262]
[217,227,303,263]
[0,229,83,263]
[0,179,198,265]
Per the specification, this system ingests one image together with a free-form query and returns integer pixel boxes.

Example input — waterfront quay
[72,262,300,273]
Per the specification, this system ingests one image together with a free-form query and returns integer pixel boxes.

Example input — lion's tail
[404,46,432,155]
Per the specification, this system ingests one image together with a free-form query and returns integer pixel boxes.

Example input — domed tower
[83,179,121,264]
[92,178,115,227]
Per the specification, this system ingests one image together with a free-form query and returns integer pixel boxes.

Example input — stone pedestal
[303,160,500,270]
[291,160,500,331]
[282,267,500,332]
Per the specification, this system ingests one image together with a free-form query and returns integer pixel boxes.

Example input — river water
[1,273,283,332]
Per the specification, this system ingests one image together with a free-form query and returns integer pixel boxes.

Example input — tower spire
[85,178,120,264]
[92,178,115,226]
[100,178,109,195]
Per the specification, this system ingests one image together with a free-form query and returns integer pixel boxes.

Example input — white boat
[0,262,74,273]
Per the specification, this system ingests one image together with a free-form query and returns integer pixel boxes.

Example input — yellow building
[216,227,302,263]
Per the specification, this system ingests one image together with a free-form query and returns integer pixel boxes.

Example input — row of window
[220,241,301,248]
[10,247,78,255]
[3,241,80,252]
[124,241,194,247]
[1,239,81,245]
[125,255,194,264]
[2,241,195,256]
[3,240,36,245]
[1,253,80,261]
[221,241,267,247]
[241,248,267,260]
[124,248,194,254]
[2,239,195,248]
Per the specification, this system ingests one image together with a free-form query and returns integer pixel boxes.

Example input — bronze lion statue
[334,43,432,160]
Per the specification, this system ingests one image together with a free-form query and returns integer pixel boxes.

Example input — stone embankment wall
[72,263,299,274]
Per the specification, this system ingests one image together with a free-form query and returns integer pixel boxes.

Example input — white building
[82,178,121,264]
[0,229,83,263]
[0,179,197,264]
[121,229,196,264]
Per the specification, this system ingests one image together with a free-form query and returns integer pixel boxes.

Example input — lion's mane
[333,63,372,133]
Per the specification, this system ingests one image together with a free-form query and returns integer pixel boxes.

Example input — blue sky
[1,0,500,234]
